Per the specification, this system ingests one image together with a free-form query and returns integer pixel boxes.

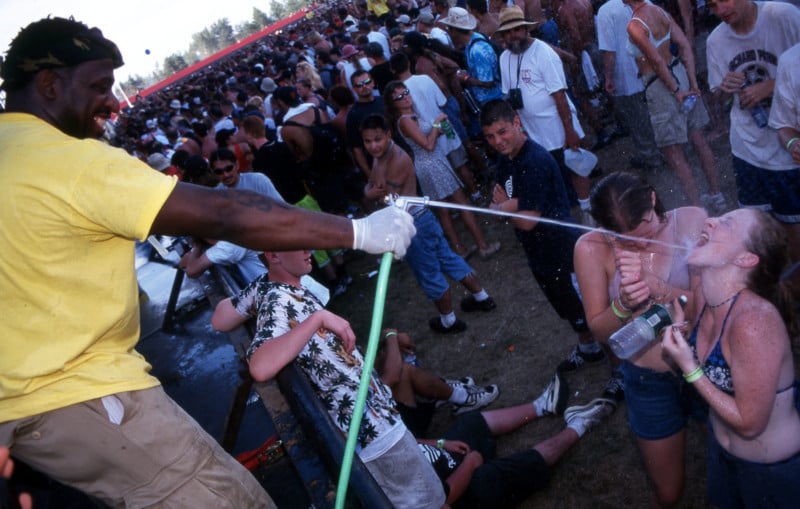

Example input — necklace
[632,1,648,16]
[706,289,743,309]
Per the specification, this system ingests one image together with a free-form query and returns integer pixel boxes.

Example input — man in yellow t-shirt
[0,17,416,508]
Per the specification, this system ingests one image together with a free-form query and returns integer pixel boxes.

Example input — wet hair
[480,99,517,127]
[1,16,123,91]
[209,147,236,165]
[744,210,797,336]
[589,172,666,232]
[360,113,390,133]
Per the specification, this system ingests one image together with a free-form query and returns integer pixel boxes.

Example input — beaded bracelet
[683,365,704,383]
[786,137,800,152]
[611,299,632,321]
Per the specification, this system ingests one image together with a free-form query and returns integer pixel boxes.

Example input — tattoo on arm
[217,189,291,213]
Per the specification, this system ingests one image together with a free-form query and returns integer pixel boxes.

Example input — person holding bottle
[624,0,723,211]
[706,0,800,249]
[573,172,707,507]
[662,208,800,509]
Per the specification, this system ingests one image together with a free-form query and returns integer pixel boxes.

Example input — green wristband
[683,366,704,383]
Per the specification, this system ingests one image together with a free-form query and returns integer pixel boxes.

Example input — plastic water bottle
[740,83,768,128]
[749,104,769,128]
[609,295,687,359]
[681,95,697,114]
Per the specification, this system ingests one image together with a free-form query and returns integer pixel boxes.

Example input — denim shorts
[707,422,800,509]
[621,361,688,440]
[733,156,800,224]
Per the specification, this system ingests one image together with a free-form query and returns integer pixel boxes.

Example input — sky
[0,0,269,82]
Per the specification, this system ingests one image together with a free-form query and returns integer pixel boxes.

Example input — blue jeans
[403,209,473,301]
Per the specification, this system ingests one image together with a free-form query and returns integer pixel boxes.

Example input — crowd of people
[2,0,800,507]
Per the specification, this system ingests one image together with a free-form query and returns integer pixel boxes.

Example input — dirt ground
[328,114,741,508]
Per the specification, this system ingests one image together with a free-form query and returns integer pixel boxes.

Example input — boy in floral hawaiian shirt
[212,249,445,509]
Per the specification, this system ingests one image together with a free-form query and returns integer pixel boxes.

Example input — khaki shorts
[0,387,275,509]
[643,62,709,148]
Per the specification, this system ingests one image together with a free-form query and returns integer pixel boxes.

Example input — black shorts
[445,412,550,509]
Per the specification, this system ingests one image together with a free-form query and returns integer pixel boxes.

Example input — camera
[508,88,524,110]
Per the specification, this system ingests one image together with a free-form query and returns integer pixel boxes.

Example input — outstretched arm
[151,183,415,257]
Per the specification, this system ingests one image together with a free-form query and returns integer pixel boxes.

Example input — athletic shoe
[564,398,615,436]
[445,376,476,389]
[453,384,500,415]
[460,295,497,312]
[429,317,467,334]
[602,370,625,402]
[432,376,477,408]
[536,372,569,416]
[557,345,606,372]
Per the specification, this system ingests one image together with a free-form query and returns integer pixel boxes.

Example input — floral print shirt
[233,275,401,449]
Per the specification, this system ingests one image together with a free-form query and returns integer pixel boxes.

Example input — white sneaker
[536,372,569,416]
[564,398,615,437]
[430,377,476,408]
[453,384,500,415]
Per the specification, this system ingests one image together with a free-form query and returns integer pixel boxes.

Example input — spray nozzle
[384,194,430,211]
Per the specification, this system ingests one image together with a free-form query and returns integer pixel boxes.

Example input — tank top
[626,7,672,58]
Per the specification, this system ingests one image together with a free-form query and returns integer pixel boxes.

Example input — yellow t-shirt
[0,113,178,422]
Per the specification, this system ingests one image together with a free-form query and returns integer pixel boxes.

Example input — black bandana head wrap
[1,16,124,91]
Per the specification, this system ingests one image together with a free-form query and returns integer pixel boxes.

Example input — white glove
[352,207,416,258]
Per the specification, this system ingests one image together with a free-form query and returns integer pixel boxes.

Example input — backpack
[466,33,502,83]
[283,107,350,173]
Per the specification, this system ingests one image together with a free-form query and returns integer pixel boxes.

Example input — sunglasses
[393,89,410,101]
[213,164,235,175]
[353,78,373,88]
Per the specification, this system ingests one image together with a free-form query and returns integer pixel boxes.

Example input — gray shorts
[643,62,709,148]
[0,386,275,509]
[364,429,446,509]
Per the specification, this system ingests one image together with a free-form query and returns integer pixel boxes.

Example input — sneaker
[434,376,476,408]
[564,398,616,436]
[460,295,497,312]
[536,372,569,416]
[445,376,476,389]
[478,241,501,260]
[557,345,606,372]
[429,317,467,334]
[601,370,625,402]
[453,384,500,415]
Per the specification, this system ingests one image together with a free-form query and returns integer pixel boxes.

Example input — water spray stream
[385,195,691,251]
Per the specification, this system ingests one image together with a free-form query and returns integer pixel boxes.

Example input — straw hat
[496,6,538,33]
[438,7,477,31]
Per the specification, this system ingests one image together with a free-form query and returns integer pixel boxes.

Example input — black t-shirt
[251,141,306,204]
[495,139,580,273]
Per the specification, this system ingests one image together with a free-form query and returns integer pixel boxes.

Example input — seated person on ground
[210,249,445,509]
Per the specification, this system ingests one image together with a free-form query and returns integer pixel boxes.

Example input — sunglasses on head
[213,164,235,175]
[393,89,410,101]
[353,78,372,88]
